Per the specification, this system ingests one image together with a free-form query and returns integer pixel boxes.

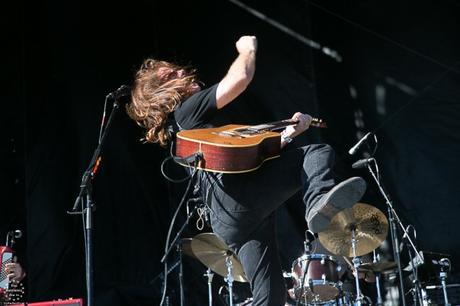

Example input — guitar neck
[253,118,327,131]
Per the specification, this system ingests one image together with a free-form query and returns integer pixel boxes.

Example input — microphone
[348,132,373,155]
[106,85,131,100]
[352,158,375,169]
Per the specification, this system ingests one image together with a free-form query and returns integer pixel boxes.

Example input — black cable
[159,160,199,306]
[160,140,201,183]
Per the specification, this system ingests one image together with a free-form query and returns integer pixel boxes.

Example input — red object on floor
[10,298,84,306]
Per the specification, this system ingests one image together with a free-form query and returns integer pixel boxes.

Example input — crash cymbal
[318,203,388,257]
[359,261,397,273]
[191,233,248,282]
[181,238,196,259]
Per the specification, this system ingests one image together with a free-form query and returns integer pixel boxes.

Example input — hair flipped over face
[126,59,197,146]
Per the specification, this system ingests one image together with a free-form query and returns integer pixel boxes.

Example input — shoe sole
[308,177,367,233]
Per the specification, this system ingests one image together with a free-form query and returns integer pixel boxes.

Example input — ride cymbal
[191,232,248,282]
[318,203,388,257]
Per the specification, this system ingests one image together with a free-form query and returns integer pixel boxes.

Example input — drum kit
[182,202,399,305]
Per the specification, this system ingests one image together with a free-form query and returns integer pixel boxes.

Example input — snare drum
[291,254,342,304]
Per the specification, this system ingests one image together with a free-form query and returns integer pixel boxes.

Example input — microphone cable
[159,163,199,306]
[161,140,201,183]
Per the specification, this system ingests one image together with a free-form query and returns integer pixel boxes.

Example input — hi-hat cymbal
[318,203,388,257]
[191,233,248,282]
[359,261,397,273]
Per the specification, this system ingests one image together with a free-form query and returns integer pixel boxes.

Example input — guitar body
[176,124,281,173]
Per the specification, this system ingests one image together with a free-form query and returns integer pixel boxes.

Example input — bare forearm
[227,50,256,87]
[216,36,257,109]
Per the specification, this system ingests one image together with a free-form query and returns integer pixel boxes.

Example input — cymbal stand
[404,226,423,306]
[296,233,313,306]
[205,268,214,306]
[373,250,383,306]
[225,254,234,306]
[365,157,424,306]
[439,258,451,305]
[178,244,184,306]
[351,227,363,306]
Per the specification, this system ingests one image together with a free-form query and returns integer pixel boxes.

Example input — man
[127,35,366,305]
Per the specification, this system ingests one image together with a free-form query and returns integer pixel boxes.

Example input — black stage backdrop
[2,0,459,305]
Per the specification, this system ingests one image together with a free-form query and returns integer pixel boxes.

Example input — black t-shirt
[174,84,219,130]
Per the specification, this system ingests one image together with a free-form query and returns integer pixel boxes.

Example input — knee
[302,143,334,155]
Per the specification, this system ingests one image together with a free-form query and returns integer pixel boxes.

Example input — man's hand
[5,258,26,282]
[236,36,257,55]
[280,112,312,147]
[284,112,313,138]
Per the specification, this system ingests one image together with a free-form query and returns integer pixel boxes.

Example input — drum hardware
[291,254,342,304]
[225,254,235,306]
[438,257,451,305]
[186,233,248,306]
[360,151,426,306]
[410,251,453,305]
[401,224,425,306]
[372,250,384,306]
[318,202,389,306]
[350,226,364,306]
[424,283,460,305]
[317,203,388,258]
[189,233,247,283]
[204,268,214,306]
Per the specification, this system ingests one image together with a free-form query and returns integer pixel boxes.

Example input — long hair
[126,59,197,146]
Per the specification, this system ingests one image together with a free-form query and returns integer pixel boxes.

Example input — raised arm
[215,36,257,109]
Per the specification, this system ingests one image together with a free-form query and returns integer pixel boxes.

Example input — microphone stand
[365,158,424,306]
[67,92,124,306]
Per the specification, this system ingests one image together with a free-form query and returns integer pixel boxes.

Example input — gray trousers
[199,144,337,306]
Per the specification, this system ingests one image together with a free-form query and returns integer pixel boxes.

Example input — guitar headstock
[282,118,327,128]
[311,117,327,128]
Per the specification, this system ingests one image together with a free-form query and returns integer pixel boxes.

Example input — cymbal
[359,261,397,273]
[318,203,388,257]
[191,233,248,282]
[181,238,196,259]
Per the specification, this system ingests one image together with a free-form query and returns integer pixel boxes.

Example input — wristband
[281,133,293,144]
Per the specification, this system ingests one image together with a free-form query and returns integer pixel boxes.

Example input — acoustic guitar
[175,118,326,173]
